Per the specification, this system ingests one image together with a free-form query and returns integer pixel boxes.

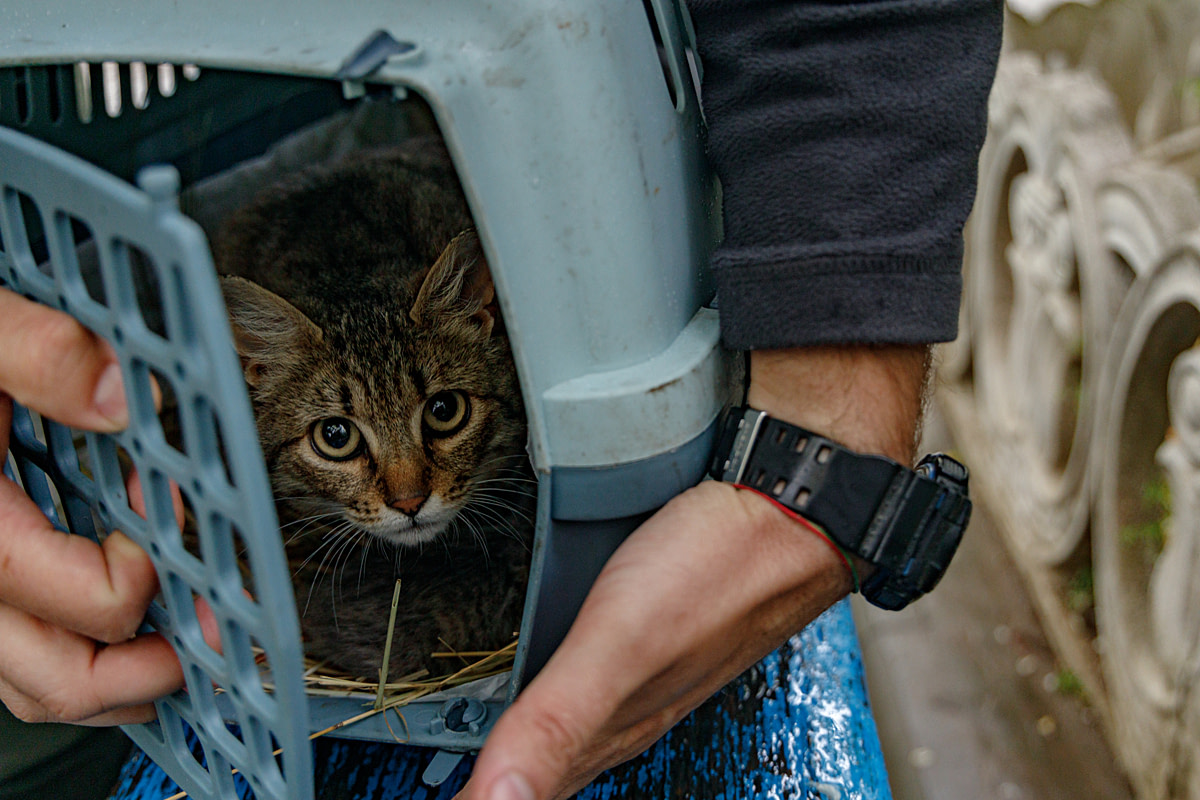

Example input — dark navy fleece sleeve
[686,0,1003,348]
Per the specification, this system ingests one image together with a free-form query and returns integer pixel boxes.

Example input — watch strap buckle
[710,407,768,485]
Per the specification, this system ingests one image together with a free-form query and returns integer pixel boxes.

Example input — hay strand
[160,638,516,800]
[374,579,404,710]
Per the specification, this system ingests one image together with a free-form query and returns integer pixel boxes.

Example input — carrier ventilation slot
[1,62,201,128]
[0,65,350,188]
[641,0,701,113]
[76,62,201,123]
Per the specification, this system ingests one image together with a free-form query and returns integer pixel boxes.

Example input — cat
[211,141,534,679]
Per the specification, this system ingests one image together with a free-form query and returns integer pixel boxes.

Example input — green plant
[1065,564,1093,613]
[1053,667,1086,700]
[1120,475,1170,559]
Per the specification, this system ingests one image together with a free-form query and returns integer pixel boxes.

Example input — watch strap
[711,409,901,555]
[709,407,972,610]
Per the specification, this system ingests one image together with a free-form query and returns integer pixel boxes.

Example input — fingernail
[93,362,129,428]
[486,773,536,800]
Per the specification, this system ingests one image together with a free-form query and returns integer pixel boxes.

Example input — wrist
[745,344,930,463]
[710,403,972,610]
[718,345,968,610]
[718,481,855,617]
[730,481,861,592]
[740,344,931,587]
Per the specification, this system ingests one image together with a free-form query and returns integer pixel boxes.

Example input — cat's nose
[390,494,428,517]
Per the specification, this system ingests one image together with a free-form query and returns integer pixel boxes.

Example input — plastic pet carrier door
[0,128,314,800]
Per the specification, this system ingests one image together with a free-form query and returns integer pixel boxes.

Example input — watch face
[878,478,972,610]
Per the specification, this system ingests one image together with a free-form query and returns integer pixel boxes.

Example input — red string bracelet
[731,483,861,593]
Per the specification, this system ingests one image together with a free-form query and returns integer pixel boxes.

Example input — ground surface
[854,407,1135,800]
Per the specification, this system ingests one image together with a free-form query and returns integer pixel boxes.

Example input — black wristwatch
[708,406,972,611]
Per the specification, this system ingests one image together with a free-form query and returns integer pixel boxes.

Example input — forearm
[746,344,931,463]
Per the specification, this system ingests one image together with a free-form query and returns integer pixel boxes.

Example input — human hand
[456,344,930,800]
[0,288,195,726]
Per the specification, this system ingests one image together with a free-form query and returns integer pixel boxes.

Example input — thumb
[456,659,616,800]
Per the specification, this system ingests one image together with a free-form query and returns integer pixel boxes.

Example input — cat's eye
[311,417,364,461]
[422,390,471,436]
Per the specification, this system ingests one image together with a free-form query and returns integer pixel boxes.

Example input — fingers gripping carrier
[0,128,314,800]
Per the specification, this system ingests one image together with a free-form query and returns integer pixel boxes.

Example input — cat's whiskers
[329,525,371,619]
[289,516,357,574]
[447,511,493,566]
[456,489,535,554]
[300,524,354,617]
[460,507,531,553]
[356,532,379,592]
[468,469,535,499]
[472,458,537,474]
[280,511,350,547]
[280,515,342,534]
[297,519,365,592]
[466,465,536,492]
[469,458,536,486]
[435,526,454,560]
[475,452,533,467]
[313,521,367,631]
[276,493,344,522]
[466,479,538,493]
[467,489,538,511]
[465,488,532,515]
[292,535,340,580]
[273,494,340,518]
[308,524,353,565]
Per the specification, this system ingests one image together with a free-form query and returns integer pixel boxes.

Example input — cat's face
[222,230,526,547]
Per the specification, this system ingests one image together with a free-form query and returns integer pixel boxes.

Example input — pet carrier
[1,1,888,798]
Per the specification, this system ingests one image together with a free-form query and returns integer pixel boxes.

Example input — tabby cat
[213,141,533,678]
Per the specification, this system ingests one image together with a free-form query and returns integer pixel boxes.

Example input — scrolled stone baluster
[965,53,1132,565]
[1094,240,1200,799]
[1154,350,1200,797]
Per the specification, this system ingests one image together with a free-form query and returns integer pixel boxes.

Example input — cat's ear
[220,276,323,387]
[410,229,499,336]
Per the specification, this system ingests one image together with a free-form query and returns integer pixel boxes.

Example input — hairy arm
[456,343,928,800]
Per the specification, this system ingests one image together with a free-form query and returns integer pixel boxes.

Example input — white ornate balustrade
[944,37,1200,799]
